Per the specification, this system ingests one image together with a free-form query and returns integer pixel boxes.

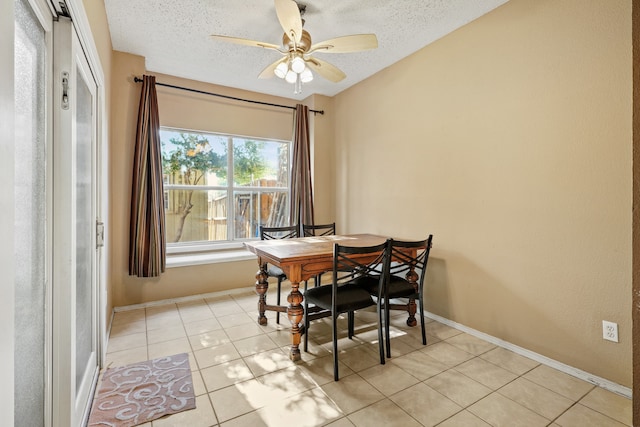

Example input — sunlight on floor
[103,290,632,427]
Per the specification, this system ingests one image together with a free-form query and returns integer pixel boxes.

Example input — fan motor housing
[283,29,312,53]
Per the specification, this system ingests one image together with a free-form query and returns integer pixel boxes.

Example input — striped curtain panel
[129,75,166,277]
[290,104,315,231]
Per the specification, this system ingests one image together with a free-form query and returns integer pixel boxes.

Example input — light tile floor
[103,289,631,427]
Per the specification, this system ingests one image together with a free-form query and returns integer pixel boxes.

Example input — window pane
[161,130,227,186]
[233,138,289,187]
[165,189,227,243]
[75,62,94,394]
[234,191,290,239]
[160,128,291,246]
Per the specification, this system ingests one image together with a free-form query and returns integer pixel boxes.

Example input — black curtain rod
[133,76,324,115]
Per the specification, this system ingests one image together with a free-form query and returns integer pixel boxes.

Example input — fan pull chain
[294,73,303,94]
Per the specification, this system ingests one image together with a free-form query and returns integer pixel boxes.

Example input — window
[160,128,291,251]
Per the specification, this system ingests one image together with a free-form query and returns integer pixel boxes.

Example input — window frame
[160,126,292,256]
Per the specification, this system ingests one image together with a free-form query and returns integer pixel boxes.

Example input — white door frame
[62,0,109,370]
[55,0,109,422]
[56,0,109,423]
[51,0,108,423]
[52,17,101,426]
[0,2,18,426]
[0,0,107,425]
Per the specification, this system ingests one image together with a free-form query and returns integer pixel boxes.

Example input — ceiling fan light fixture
[211,0,378,95]
[290,55,305,73]
[285,69,298,84]
[300,67,313,83]
[274,62,288,78]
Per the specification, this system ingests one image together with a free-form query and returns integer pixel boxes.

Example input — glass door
[13,0,49,425]
[74,33,98,419]
[53,17,100,427]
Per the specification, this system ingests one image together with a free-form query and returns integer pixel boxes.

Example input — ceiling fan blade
[210,35,281,51]
[308,34,378,54]
[258,58,286,79]
[274,0,302,43]
[305,57,346,83]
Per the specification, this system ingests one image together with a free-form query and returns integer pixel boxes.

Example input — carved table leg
[255,262,269,325]
[286,280,304,361]
[406,268,419,327]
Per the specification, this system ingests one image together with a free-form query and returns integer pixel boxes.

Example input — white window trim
[166,248,256,268]
[167,241,246,254]
[166,240,257,268]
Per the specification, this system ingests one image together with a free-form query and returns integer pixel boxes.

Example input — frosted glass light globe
[291,56,305,74]
[274,62,288,79]
[300,68,313,83]
[285,70,297,83]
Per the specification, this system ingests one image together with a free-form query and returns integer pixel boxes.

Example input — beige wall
[333,0,632,386]
[109,51,331,306]
[82,0,112,75]
[100,0,631,387]
[304,94,336,226]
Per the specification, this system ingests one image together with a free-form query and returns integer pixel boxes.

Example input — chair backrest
[333,241,388,298]
[303,222,336,237]
[386,235,433,291]
[259,225,299,240]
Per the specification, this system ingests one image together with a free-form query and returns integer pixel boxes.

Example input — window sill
[166,249,256,268]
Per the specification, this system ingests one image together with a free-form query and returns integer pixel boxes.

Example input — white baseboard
[424,310,632,399]
[111,287,632,399]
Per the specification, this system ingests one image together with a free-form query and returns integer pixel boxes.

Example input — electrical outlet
[602,320,619,342]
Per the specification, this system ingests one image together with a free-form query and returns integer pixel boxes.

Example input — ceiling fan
[210,0,378,93]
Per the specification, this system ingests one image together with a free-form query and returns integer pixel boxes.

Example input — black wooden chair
[303,241,388,381]
[366,236,433,357]
[302,222,336,287]
[259,225,299,324]
[303,222,336,238]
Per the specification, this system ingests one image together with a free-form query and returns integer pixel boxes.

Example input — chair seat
[349,274,382,290]
[364,275,416,298]
[305,284,375,313]
[267,265,286,278]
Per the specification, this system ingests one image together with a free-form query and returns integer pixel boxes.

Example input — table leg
[406,268,419,327]
[286,280,304,361]
[255,263,269,325]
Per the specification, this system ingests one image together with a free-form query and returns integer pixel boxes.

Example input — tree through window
[160,128,290,246]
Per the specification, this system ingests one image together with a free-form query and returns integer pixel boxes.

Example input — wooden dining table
[244,233,419,361]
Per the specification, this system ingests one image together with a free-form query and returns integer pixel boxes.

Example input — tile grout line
[424,310,631,399]
[177,301,223,427]
[107,297,629,426]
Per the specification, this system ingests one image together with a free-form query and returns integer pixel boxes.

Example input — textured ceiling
[104,0,509,101]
